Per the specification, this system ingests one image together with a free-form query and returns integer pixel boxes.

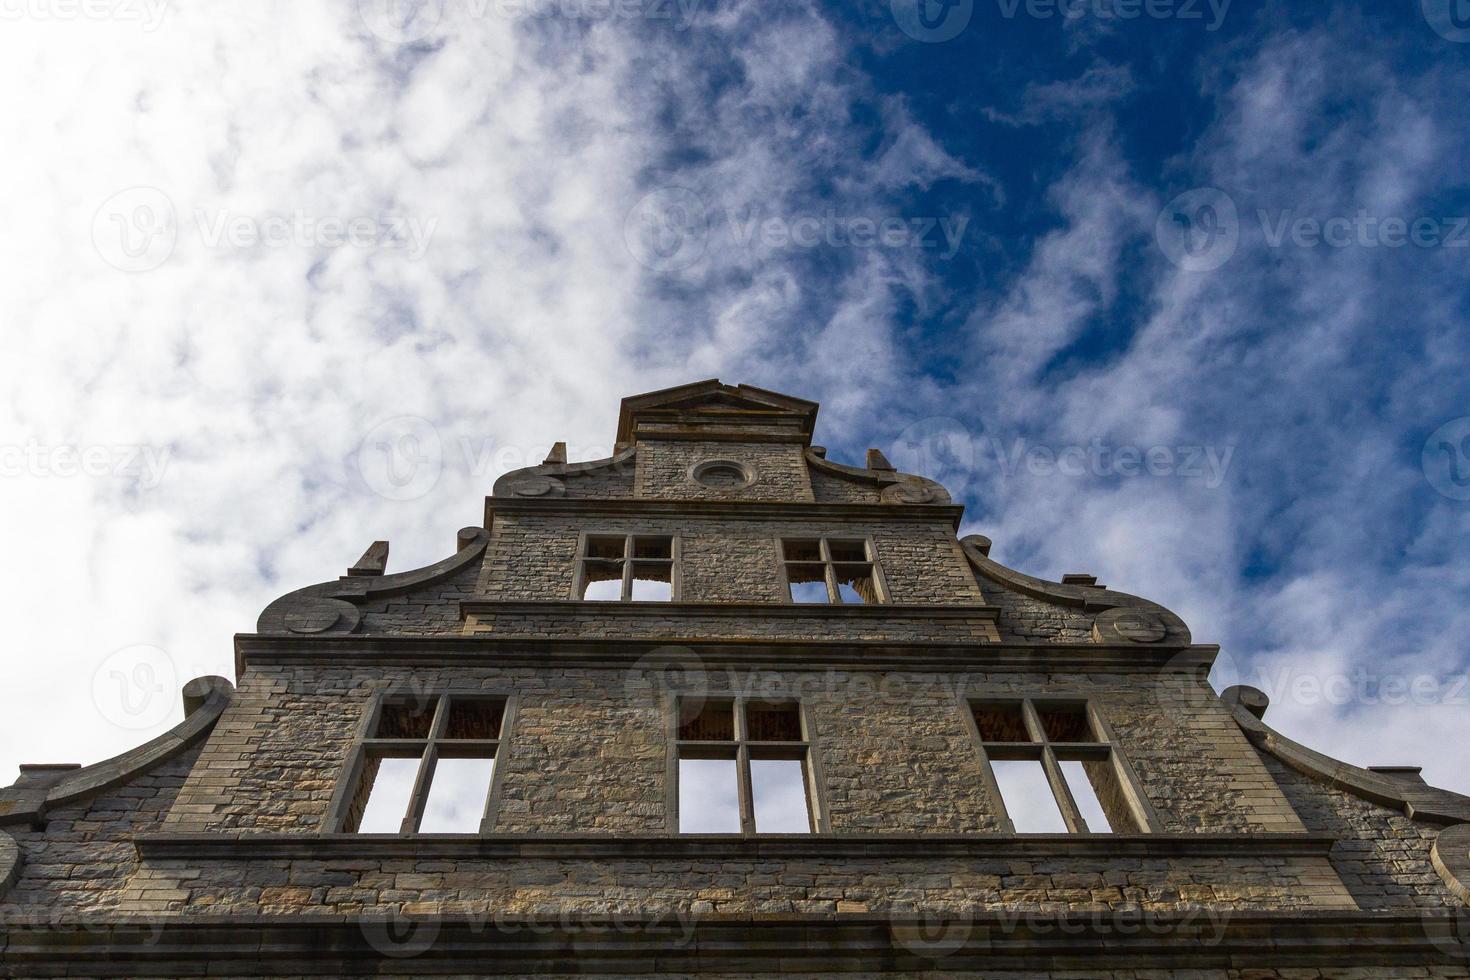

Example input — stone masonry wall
[634,440,814,501]
[161,664,1308,841]
[1257,750,1464,909]
[2,744,201,918]
[475,514,985,607]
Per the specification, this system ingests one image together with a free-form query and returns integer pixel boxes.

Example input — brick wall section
[563,464,636,498]
[461,609,1000,643]
[164,667,1310,841]
[983,581,1097,643]
[634,440,814,501]
[809,468,880,502]
[354,563,480,634]
[475,515,985,607]
[3,744,201,916]
[123,852,1353,916]
[1099,683,1305,834]
[1257,750,1464,909]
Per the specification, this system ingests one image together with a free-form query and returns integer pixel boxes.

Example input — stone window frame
[324,691,519,835]
[571,531,683,602]
[665,695,832,836]
[962,696,1162,835]
[776,534,891,605]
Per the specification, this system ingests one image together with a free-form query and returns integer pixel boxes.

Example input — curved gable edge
[959,535,1193,646]
[255,527,491,634]
[0,676,233,842]
[491,447,637,499]
[1224,686,1470,826]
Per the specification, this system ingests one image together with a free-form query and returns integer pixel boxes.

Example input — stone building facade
[2,379,1468,977]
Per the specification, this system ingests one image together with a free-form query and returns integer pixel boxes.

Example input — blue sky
[1,0,1468,792]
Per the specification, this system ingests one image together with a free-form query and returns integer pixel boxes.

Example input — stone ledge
[0,911,1465,974]
[487,497,968,529]
[133,831,1339,861]
[459,600,1001,621]
[233,634,1216,674]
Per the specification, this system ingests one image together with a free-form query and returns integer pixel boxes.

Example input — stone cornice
[134,831,1337,862]
[233,634,1217,674]
[1,911,1464,973]
[486,497,967,528]
[459,599,1000,621]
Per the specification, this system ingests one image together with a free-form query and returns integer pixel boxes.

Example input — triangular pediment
[616,380,818,444]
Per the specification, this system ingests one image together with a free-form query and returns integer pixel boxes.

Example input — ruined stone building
[2,379,1469,976]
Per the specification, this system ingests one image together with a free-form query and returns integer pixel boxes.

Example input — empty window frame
[671,698,826,835]
[575,533,678,602]
[966,699,1159,835]
[333,693,513,835]
[779,537,886,605]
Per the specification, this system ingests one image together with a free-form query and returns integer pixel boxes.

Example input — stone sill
[459,600,1001,620]
[487,497,968,529]
[135,832,1338,861]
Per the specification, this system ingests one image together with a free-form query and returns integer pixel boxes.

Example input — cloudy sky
[1,0,1468,794]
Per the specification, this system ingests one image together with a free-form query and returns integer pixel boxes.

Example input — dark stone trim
[233,634,1216,674]
[1432,823,1470,905]
[1228,694,1470,825]
[459,599,1000,621]
[0,911,1464,975]
[0,677,233,829]
[488,497,968,528]
[133,831,1338,862]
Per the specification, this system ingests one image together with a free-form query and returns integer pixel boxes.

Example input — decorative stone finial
[543,442,567,465]
[349,541,390,577]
